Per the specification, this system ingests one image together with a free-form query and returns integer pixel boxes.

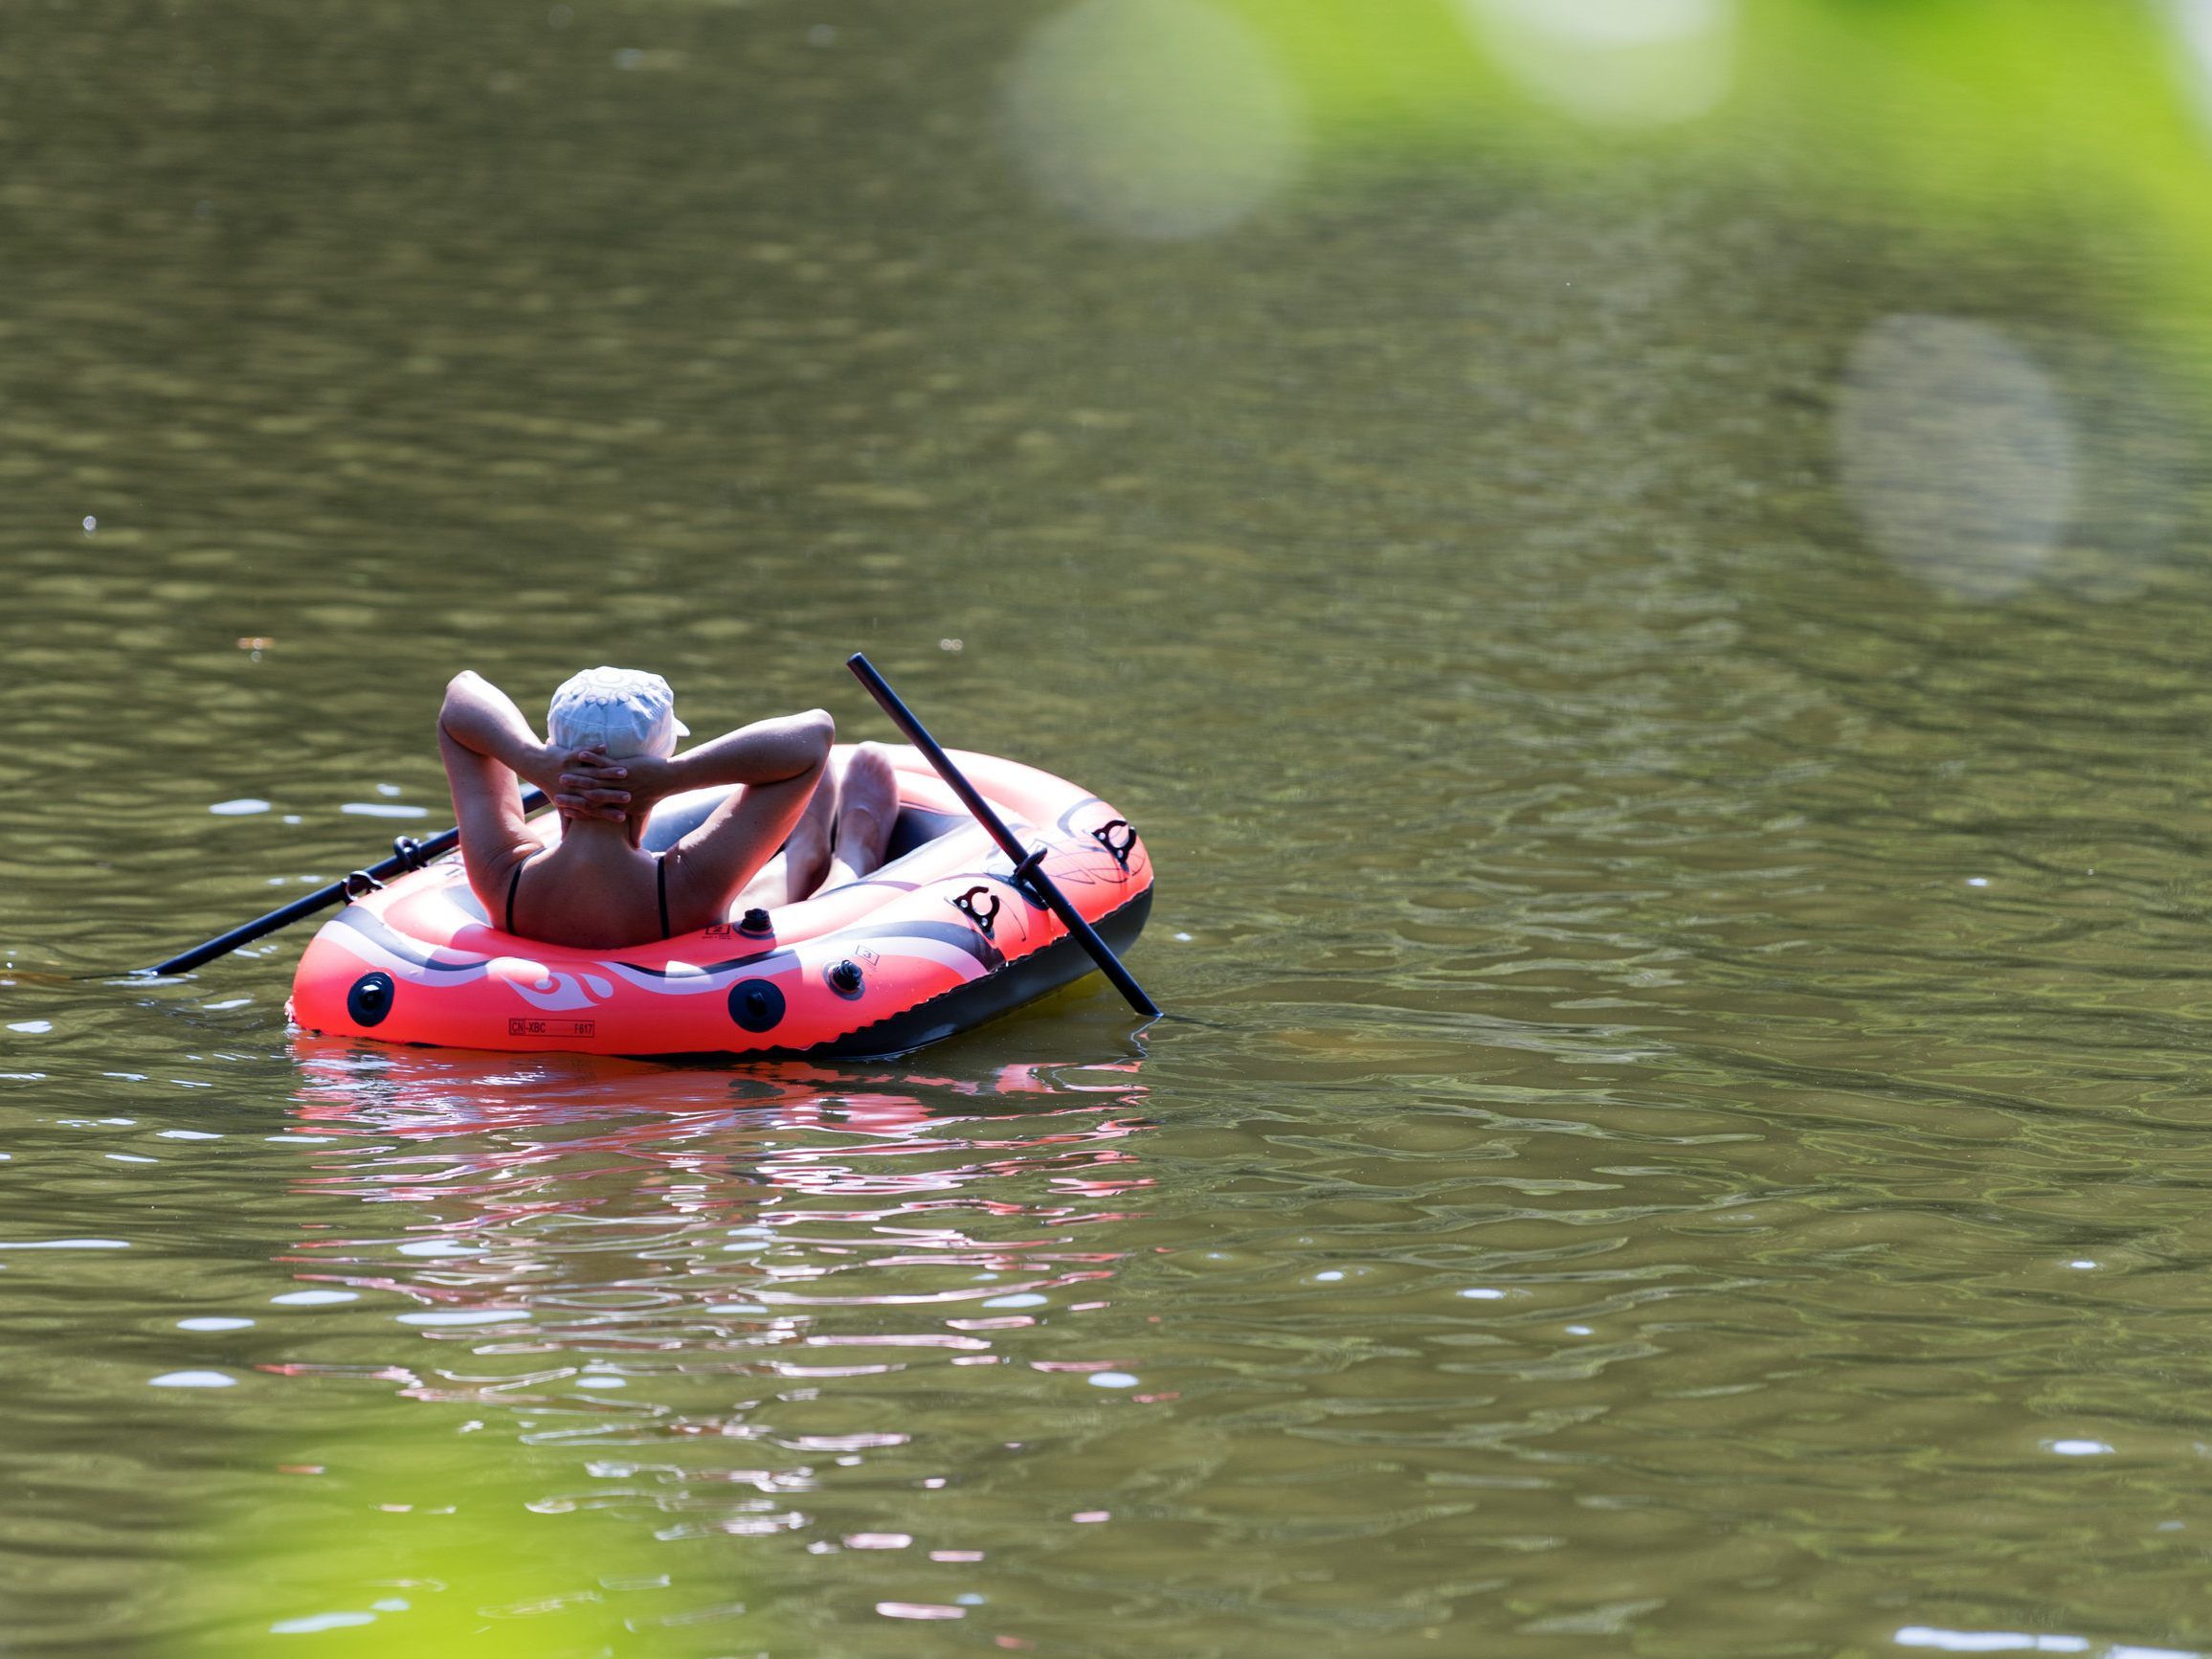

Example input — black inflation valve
[346,972,395,1028]
[727,977,786,1033]
[738,908,773,936]
[826,958,864,997]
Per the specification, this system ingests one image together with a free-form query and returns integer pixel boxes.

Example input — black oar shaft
[845,653,1160,1020]
[145,789,547,976]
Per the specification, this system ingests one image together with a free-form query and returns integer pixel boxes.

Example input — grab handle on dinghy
[141,788,549,976]
[846,653,1161,1020]
[1091,818,1135,870]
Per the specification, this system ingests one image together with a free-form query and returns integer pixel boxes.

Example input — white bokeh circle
[1454,0,1737,127]
[1834,314,2080,603]
[998,0,1307,240]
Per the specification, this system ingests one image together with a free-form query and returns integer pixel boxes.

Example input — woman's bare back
[436,668,845,949]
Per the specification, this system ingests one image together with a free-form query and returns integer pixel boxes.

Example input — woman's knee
[848,742,897,789]
[846,745,898,814]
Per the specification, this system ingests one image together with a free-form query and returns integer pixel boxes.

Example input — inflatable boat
[287,746,1152,1058]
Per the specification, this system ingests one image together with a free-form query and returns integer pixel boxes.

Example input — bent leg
[732,849,795,912]
[662,754,827,932]
[816,742,898,893]
[731,744,900,908]
[734,762,838,909]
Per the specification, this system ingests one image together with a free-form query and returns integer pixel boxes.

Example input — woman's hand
[608,751,679,819]
[551,746,634,822]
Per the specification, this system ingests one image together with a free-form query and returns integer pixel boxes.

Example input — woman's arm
[562,709,836,822]
[656,709,836,794]
[438,670,565,794]
[436,671,567,906]
[656,715,837,929]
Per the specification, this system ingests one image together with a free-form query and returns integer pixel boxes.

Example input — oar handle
[846,653,1160,1020]
[143,789,547,976]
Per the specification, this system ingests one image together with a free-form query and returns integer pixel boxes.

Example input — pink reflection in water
[265,1040,1158,1433]
[261,1037,1159,1582]
[277,1042,1153,1314]
[878,1601,964,1620]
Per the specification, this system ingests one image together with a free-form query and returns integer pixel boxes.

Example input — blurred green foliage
[1220,0,2212,346]
[196,1398,769,1657]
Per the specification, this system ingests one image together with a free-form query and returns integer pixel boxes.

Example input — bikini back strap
[505,862,523,934]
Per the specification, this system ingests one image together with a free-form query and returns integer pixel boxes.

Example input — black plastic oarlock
[1009,846,1047,895]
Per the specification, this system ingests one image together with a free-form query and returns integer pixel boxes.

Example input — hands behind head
[552,746,675,824]
[552,746,626,822]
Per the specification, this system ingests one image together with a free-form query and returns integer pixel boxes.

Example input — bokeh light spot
[1455,0,1737,127]
[2171,0,2212,130]
[1834,315,2079,602]
[999,0,1306,239]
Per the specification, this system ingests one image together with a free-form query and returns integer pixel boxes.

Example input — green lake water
[10,1,2212,1653]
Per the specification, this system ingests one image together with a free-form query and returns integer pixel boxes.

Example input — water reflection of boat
[276,1041,1155,1342]
[237,1046,1157,1650]
[287,1034,1151,1132]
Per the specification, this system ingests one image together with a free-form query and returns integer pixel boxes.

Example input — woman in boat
[436,666,897,949]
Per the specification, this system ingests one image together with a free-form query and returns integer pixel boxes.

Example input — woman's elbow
[436,671,494,744]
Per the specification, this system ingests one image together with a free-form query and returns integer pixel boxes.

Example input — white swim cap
[547,666,690,759]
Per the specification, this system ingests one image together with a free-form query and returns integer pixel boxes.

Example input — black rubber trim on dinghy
[642,887,1151,1061]
[307,888,1151,1059]
[804,886,1152,1061]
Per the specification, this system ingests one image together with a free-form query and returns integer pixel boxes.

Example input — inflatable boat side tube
[782,886,1150,1060]
[286,746,1154,1058]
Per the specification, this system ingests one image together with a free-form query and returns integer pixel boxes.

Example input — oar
[846,652,1161,1020]
[142,789,547,976]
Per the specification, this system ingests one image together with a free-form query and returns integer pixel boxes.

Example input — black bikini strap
[505,862,522,934]
[657,857,671,940]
